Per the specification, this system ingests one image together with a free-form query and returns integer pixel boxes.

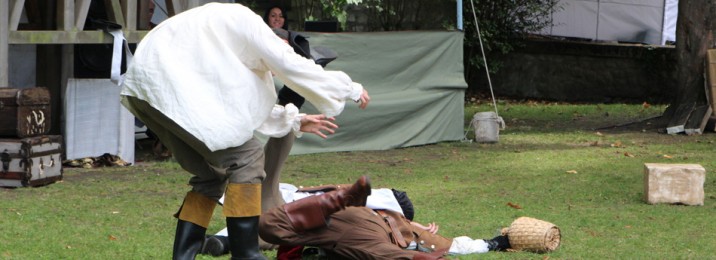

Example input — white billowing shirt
[121,3,363,151]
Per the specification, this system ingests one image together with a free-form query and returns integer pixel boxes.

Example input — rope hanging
[462,0,501,141]
[469,0,499,116]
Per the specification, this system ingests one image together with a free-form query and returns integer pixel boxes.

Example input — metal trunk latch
[1,149,10,172]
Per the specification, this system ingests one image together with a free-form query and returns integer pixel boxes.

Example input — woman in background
[264,5,289,30]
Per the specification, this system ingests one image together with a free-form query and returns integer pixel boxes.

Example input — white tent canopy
[538,0,678,45]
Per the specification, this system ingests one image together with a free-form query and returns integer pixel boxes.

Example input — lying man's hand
[300,115,337,138]
[410,221,440,234]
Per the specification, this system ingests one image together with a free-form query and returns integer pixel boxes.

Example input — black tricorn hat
[271,28,337,67]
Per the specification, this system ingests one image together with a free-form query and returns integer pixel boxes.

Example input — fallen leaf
[543,256,551,260]
[111,211,120,214]
[590,141,599,146]
[611,141,623,148]
[444,175,449,180]
[586,229,599,237]
[625,225,632,229]
[595,132,603,136]
[624,152,635,157]
[662,154,673,159]
[566,170,578,174]
[66,245,72,249]
[642,102,651,109]
[109,235,117,241]
[507,202,522,209]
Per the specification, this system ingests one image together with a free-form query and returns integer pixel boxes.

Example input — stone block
[644,163,705,205]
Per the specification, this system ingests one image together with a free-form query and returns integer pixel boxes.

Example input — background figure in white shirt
[119,3,370,260]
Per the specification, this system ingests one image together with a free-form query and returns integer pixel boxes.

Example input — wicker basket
[504,217,561,253]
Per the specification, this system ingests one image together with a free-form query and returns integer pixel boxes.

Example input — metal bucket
[471,111,505,143]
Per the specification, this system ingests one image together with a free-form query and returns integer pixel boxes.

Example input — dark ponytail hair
[391,189,415,221]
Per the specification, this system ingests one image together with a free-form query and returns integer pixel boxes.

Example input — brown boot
[284,175,371,233]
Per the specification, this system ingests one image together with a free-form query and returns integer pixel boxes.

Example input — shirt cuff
[349,82,364,102]
[292,113,305,138]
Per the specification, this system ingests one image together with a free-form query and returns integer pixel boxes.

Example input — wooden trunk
[0,135,63,187]
[0,87,51,137]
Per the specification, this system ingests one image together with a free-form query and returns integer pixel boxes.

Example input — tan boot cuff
[177,191,217,228]
[224,183,262,217]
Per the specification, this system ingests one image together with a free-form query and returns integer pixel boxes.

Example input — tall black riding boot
[172,191,217,260]
[486,235,511,251]
[227,216,266,260]
[173,219,207,260]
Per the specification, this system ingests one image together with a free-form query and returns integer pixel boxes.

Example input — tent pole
[457,0,463,30]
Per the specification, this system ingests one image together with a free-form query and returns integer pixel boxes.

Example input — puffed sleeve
[246,24,363,118]
[255,103,305,138]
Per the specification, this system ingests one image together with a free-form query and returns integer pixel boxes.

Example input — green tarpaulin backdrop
[275,31,467,154]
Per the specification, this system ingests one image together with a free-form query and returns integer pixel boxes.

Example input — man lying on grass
[202,176,511,259]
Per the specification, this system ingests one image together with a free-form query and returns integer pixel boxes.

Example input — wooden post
[60,0,75,111]
[1,0,9,87]
[59,0,74,31]
[9,0,26,30]
[75,0,92,30]
[123,0,137,31]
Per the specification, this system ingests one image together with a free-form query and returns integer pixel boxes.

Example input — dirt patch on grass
[595,115,670,133]
[62,166,167,184]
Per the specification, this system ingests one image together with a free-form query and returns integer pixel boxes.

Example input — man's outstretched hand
[300,115,337,138]
[357,89,370,109]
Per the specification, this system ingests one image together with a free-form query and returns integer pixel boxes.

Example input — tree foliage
[286,0,558,93]
[462,0,560,82]
[290,0,455,31]
[358,0,455,31]
[291,0,361,29]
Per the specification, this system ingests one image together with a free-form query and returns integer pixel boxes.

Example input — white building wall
[541,0,678,45]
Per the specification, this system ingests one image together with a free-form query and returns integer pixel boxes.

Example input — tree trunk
[665,1,716,119]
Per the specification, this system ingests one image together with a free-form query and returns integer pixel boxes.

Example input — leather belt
[377,210,408,248]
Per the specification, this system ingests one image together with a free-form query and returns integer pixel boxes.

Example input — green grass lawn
[2,101,714,259]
